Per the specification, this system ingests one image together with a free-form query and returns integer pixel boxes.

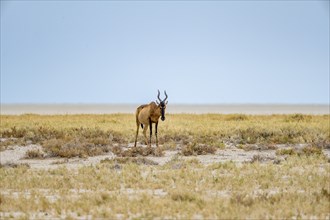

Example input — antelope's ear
[156,100,160,105]
[165,101,168,105]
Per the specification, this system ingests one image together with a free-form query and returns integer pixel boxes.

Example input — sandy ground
[1,143,329,219]
[1,143,329,169]
[1,104,329,115]
[0,144,115,169]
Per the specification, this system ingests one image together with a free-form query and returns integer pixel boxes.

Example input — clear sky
[1,1,329,104]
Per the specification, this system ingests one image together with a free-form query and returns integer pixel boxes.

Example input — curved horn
[157,90,162,102]
[163,90,168,101]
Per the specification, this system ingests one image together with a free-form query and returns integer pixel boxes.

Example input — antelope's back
[137,104,148,111]
[136,104,148,117]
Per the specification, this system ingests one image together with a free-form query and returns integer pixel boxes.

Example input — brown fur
[134,102,164,147]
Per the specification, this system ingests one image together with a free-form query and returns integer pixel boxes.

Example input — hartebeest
[134,90,168,147]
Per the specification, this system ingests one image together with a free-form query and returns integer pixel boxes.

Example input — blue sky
[1,1,329,104]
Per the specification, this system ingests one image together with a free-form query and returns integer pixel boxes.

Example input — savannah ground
[0,114,329,219]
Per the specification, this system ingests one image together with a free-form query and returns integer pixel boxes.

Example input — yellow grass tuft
[1,114,329,156]
[0,155,329,219]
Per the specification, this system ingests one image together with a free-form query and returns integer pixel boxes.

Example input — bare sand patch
[1,143,329,169]
[0,145,115,169]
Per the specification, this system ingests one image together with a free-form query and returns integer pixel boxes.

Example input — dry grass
[1,114,329,157]
[0,155,329,219]
[0,113,329,218]
[112,146,164,157]
[301,145,323,156]
[24,149,45,159]
[42,137,112,158]
[276,145,324,156]
[100,157,159,165]
[181,142,217,156]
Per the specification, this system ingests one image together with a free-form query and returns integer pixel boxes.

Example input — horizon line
[1,102,329,106]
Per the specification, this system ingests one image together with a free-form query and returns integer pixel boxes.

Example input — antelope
[134,90,168,147]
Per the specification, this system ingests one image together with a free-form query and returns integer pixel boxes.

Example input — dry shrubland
[1,114,329,157]
[0,113,329,219]
[0,155,329,219]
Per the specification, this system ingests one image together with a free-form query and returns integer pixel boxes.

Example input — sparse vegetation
[42,137,112,158]
[112,146,164,157]
[301,145,323,156]
[276,148,296,156]
[1,114,328,157]
[285,113,312,122]
[0,113,329,219]
[225,114,249,121]
[0,155,329,219]
[181,142,217,156]
[101,157,159,165]
[25,149,45,159]
[276,145,324,157]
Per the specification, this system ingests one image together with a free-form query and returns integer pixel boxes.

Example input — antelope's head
[156,90,168,121]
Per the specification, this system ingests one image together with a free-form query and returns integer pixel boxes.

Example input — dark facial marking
[160,101,166,121]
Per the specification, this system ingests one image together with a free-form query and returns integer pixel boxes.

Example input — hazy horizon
[1,102,329,105]
[1,103,329,115]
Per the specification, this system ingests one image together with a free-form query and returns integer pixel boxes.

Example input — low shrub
[43,138,112,158]
[300,145,323,156]
[250,154,275,163]
[0,162,30,169]
[170,190,199,202]
[25,149,45,159]
[113,146,164,157]
[285,114,312,122]
[225,114,249,121]
[181,142,217,156]
[101,157,158,165]
[276,148,295,156]
[276,145,323,157]
[230,193,255,207]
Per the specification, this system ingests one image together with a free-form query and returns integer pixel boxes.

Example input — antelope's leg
[149,118,152,145]
[155,121,159,147]
[134,124,140,147]
[143,124,149,146]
